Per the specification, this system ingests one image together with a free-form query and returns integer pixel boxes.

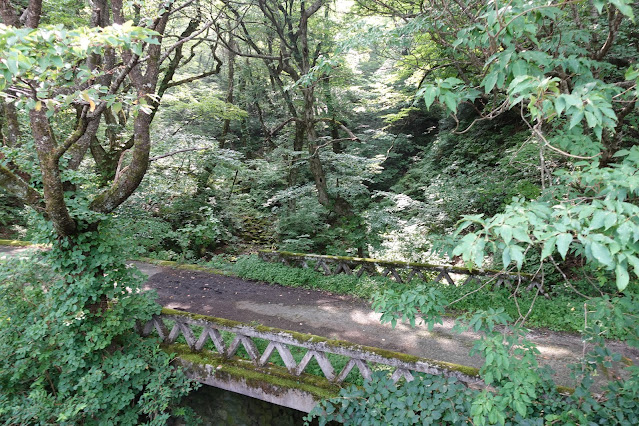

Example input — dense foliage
[1,0,638,424]
[0,229,197,424]
[0,1,212,423]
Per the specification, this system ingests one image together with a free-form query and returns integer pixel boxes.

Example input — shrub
[0,228,198,424]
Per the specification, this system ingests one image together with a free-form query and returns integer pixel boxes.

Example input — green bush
[391,119,540,233]
[0,227,198,424]
[228,256,600,333]
[309,309,639,426]
[0,189,26,237]
[307,372,476,425]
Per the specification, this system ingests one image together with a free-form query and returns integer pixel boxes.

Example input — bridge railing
[258,249,542,293]
[140,308,481,387]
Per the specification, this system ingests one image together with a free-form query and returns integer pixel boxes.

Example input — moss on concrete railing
[138,308,483,412]
[144,308,480,385]
[0,239,34,247]
[258,249,541,292]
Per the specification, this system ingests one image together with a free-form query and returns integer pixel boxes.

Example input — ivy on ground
[0,223,198,424]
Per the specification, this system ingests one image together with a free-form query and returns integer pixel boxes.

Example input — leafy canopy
[0,22,158,115]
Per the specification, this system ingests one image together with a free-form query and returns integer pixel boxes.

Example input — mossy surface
[165,343,341,400]
[138,257,230,276]
[160,308,480,379]
[259,249,533,278]
[0,239,33,247]
[555,385,575,395]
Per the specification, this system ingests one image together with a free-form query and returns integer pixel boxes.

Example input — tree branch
[270,117,300,136]
[0,163,44,212]
[166,67,222,89]
[314,117,359,141]
[160,20,214,64]
[592,7,624,60]
[54,106,88,160]
[149,147,212,162]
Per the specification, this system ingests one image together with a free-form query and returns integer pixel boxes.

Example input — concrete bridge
[0,242,481,413]
[3,242,638,413]
[139,308,481,413]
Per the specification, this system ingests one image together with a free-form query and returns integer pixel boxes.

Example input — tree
[0,0,219,422]
[215,0,359,218]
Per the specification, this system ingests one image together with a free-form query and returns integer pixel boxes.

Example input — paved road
[2,245,637,388]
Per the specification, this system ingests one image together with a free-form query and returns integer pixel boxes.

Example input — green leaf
[556,233,572,259]
[584,110,598,128]
[442,91,458,112]
[52,56,63,68]
[592,0,605,13]
[473,239,486,268]
[610,0,634,19]
[603,212,617,230]
[512,227,532,244]
[112,102,122,114]
[510,245,524,270]
[5,59,18,75]
[131,42,143,56]
[483,72,498,93]
[616,263,629,291]
[514,400,527,417]
[511,60,527,77]
[422,86,438,109]
[590,210,606,229]
[502,247,511,268]
[554,96,566,116]
[625,66,639,81]
[626,254,639,277]
[541,236,556,260]
[569,110,584,129]
[590,241,613,267]
[500,226,513,245]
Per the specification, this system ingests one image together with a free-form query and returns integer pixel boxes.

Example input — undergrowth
[221,255,591,334]
[230,255,408,299]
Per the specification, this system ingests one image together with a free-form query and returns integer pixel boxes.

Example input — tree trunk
[220,38,237,149]
[68,116,101,170]
[304,87,352,218]
[30,108,77,236]
[1,100,21,146]
[296,0,351,218]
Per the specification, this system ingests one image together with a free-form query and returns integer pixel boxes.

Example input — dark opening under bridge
[139,308,482,413]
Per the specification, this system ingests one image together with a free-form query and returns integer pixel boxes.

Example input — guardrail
[258,250,543,293]
[140,309,481,387]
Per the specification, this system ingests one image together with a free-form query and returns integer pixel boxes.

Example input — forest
[0,0,638,424]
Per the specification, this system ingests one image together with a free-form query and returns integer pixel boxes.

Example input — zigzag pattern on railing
[139,310,481,386]
[259,250,544,294]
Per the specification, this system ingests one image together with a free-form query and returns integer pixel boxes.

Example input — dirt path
[2,246,637,388]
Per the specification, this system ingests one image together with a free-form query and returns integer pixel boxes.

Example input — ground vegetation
[1,0,638,424]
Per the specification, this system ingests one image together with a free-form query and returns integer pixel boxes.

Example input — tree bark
[0,100,20,146]
[30,108,77,236]
[89,108,152,213]
[0,0,19,26]
[296,0,352,217]
[68,116,101,170]
[89,0,171,214]
[220,35,237,149]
